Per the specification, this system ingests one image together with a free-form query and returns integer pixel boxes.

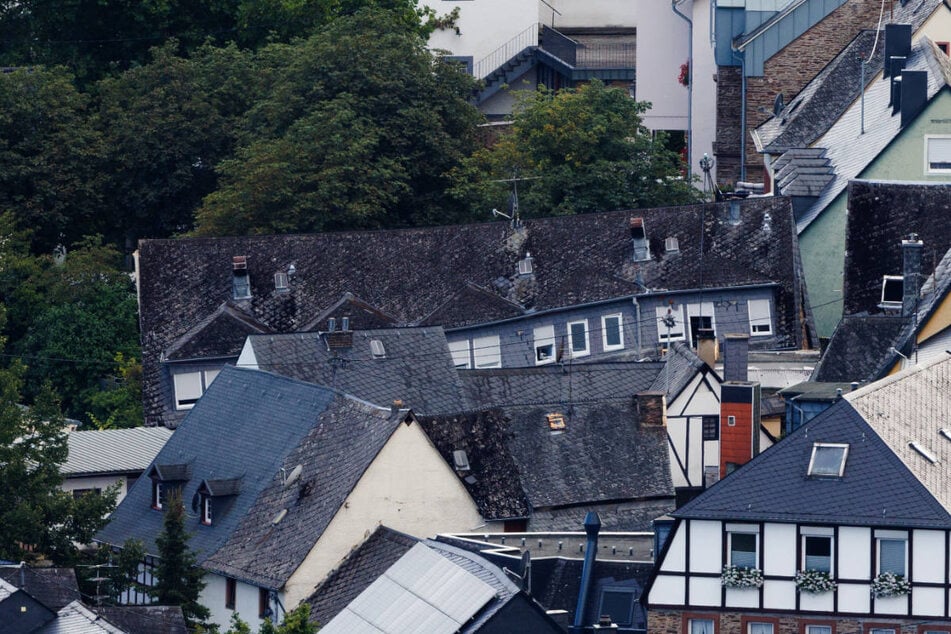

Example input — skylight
[807,443,849,477]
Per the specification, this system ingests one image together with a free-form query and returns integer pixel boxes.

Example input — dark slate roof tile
[811,314,907,382]
[139,197,810,427]
[305,526,419,628]
[0,568,79,611]
[93,606,188,634]
[648,342,706,401]
[165,303,270,362]
[675,399,951,528]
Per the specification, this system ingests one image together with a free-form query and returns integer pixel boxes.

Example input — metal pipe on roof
[570,512,602,633]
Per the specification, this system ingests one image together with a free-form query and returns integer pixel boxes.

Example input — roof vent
[283,464,303,487]
[274,271,289,292]
[547,412,566,433]
[327,317,337,332]
[909,441,938,464]
[453,450,470,471]
[630,218,650,261]
[232,256,251,299]
[370,339,386,358]
[665,237,679,253]
[272,509,288,525]
[518,252,534,276]
[728,201,741,225]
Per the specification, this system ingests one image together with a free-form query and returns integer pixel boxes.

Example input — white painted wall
[689,520,722,573]
[281,420,485,609]
[667,372,720,488]
[236,339,258,370]
[638,0,690,132]
[762,523,794,576]
[61,474,130,505]
[426,0,542,68]
[690,0,718,183]
[201,574,271,632]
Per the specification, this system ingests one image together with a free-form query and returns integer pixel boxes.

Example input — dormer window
[232,256,251,299]
[196,478,241,526]
[533,325,556,365]
[201,495,212,525]
[631,218,650,262]
[808,443,849,477]
[880,275,903,309]
[173,369,220,410]
[148,463,191,511]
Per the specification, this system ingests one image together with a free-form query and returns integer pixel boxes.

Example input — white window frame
[473,334,501,369]
[747,624,774,634]
[567,320,590,358]
[656,306,686,343]
[727,527,760,569]
[802,533,834,574]
[925,135,951,174]
[808,442,849,477]
[152,481,163,510]
[602,314,625,351]
[748,299,773,336]
[876,536,908,576]
[880,275,904,308]
[804,626,832,634]
[448,339,471,369]
[201,495,212,526]
[689,619,715,634]
[533,325,556,365]
[687,302,716,344]
[173,369,220,410]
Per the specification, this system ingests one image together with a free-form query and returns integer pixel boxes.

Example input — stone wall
[715,0,884,184]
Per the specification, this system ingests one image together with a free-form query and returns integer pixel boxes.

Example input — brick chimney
[696,328,718,367]
[722,334,749,382]
[636,392,667,428]
[902,233,923,317]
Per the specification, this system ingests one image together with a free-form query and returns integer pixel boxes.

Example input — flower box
[721,565,764,589]
[795,569,837,594]
[871,572,910,598]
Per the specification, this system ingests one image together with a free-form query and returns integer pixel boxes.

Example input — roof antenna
[489,168,541,228]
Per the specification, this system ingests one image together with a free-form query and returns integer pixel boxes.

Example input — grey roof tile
[811,314,907,382]
[92,606,188,634]
[0,568,79,612]
[62,428,172,477]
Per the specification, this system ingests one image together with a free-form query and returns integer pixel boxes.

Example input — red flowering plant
[679,61,689,87]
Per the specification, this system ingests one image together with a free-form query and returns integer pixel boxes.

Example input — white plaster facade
[649,518,951,618]
[61,474,132,504]
[665,371,721,489]
[200,418,491,631]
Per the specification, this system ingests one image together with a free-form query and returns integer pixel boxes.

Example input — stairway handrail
[473,23,539,79]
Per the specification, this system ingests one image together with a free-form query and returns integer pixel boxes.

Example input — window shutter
[879,539,906,574]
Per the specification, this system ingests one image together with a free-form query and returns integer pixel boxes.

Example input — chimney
[570,512,602,634]
[902,233,923,317]
[696,328,718,367]
[636,392,667,427]
[719,382,762,479]
[883,23,912,78]
[722,334,749,382]
[900,69,928,127]
[889,58,906,111]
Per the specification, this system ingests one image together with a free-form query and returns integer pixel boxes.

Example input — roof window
[274,271,289,292]
[517,252,534,276]
[370,339,386,358]
[547,412,566,433]
[880,275,903,308]
[807,443,849,477]
[630,217,650,262]
[453,450,470,471]
[665,237,679,253]
[940,428,951,442]
[232,256,251,299]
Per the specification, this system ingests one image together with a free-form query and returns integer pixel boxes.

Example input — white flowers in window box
[721,565,764,589]
[795,569,837,594]
[871,572,911,598]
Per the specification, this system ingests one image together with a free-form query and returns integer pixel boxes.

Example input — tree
[0,358,116,563]
[193,8,483,236]
[153,490,210,627]
[450,81,703,219]
[226,604,318,634]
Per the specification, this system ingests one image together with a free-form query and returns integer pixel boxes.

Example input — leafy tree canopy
[0,358,116,563]
[450,80,703,219]
[193,8,483,236]
[225,604,318,634]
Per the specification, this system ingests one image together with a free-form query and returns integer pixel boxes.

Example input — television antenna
[489,168,541,228]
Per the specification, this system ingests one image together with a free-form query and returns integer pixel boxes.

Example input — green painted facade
[800,89,951,338]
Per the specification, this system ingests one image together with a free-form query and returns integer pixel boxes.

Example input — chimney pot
[696,329,718,367]
[902,234,923,317]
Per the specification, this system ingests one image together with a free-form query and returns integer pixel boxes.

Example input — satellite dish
[284,464,303,487]
[773,92,785,116]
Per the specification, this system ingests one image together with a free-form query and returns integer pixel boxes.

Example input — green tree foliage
[193,8,483,236]
[85,354,144,430]
[153,490,210,627]
[227,604,318,634]
[0,67,105,251]
[450,81,703,219]
[0,361,116,563]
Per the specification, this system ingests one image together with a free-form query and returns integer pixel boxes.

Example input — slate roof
[415,410,531,521]
[164,303,270,362]
[795,38,951,233]
[40,601,124,634]
[842,180,951,317]
[647,342,709,402]
[98,366,408,591]
[241,327,471,414]
[455,364,675,518]
[811,314,908,382]
[675,364,951,528]
[62,428,172,477]
[92,606,188,634]
[138,196,811,426]
[306,526,419,628]
[0,567,79,612]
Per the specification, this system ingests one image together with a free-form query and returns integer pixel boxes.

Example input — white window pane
[879,539,906,575]
[603,314,624,350]
[748,624,773,634]
[534,325,556,365]
[656,306,685,342]
[448,340,471,369]
[473,335,501,368]
[173,372,203,409]
[748,299,772,335]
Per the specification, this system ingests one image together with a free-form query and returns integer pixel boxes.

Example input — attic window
[808,443,849,477]
[547,412,566,432]
[518,252,534,276]
[232,256,251,299]
[201,494,212,525]
[327,317,337,332]
[370,339,386,358]
[926,135,951,173]
[630,217,650,262]
[665,237,679,253]
[909,441,938,463]
[274,272,289,292]
[880,275,904,308]
[341,316,350,331]
[453,450,470,471]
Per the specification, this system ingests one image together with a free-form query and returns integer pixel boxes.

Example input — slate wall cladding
[648,610,925,633]
[716,0,882,184]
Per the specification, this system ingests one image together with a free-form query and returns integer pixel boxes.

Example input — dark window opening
[702,416,719,440]
[259,588,271,619]
[598,589,636,626]
[690,315,713,348]
[225,578,236,610]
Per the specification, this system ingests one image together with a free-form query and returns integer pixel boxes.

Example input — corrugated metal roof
[62,427,172,476]
[40,600,125,634]
[321,543,497,634]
